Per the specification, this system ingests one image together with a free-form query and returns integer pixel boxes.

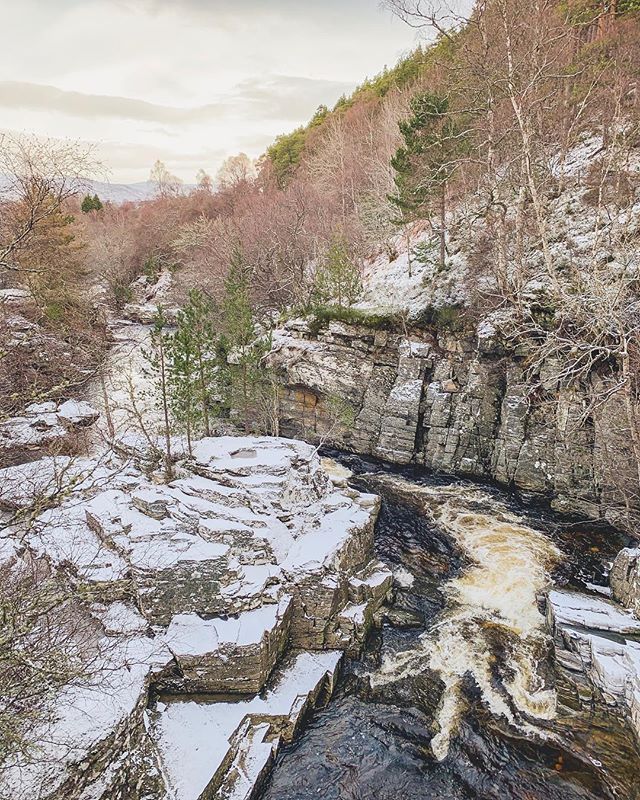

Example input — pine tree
[313,233,361,308]
[223,245,254,432]
[222,245,272,433]
[178,289,219,437]
[80,194,103,213]
[166,320,198,456]
[390,92,468,269]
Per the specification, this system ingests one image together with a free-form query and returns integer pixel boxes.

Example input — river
[260,453,640,800]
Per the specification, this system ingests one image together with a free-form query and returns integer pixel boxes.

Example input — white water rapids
[370,476,562,760]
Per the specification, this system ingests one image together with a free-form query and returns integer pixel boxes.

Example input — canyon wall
[269,317,639,533]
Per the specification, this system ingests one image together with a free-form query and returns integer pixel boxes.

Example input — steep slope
[268,133,640,531]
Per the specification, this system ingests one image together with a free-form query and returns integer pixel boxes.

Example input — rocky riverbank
[0,434,391,800]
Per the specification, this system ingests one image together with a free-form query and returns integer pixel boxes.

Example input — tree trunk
[159,342,173,481]
[439,183,447,271]
[100,372,115,440]
[197,350,210,437]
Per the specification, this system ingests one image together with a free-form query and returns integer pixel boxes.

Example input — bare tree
[149,159,183,199]
[216,153,257,190]
[0,134,94,279]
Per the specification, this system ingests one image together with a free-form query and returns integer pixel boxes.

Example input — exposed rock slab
[0,436,388,800]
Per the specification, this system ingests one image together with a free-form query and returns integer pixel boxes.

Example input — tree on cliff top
[312,234,362,309]
[390,91,468,270]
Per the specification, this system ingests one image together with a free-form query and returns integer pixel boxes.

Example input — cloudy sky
[0,0,419,183]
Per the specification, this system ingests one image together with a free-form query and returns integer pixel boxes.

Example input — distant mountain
[82,179,160,204]
[0,175,195,205]
[81,179,198,204]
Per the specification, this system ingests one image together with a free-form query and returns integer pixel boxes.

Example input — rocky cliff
[0,436,391,800]
[269,315,638,532]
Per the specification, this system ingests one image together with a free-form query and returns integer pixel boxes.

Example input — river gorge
[262,453,640,800]
[1,314,640,800]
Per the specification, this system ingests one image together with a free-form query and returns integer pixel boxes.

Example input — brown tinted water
[260,458,639,800]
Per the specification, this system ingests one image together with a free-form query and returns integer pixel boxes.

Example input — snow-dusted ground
[355,135,640,320]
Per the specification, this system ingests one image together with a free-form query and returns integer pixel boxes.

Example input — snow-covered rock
[57,400,100,427]
[0,436,389,800]
[163,597,293,693]
[151,650,343,800]
[547,589,640,744]
[0,400,100,461]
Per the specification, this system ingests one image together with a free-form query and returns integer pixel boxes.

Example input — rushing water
[260,455,639,800]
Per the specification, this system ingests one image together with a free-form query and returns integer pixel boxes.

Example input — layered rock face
[548,544,640,752]
[611,547,640,618]
[548,589,640,748]
[0,436,391,800]
[269,318,638,528]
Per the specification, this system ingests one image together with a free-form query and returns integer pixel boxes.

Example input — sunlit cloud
[0,0,419,182]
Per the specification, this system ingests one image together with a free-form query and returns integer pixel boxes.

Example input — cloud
[0,81,230,124]
[0,75,354,126]
[232,75,355,120]
[1,0,419,180]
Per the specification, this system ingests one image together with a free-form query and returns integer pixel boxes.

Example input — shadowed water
[260,458,639,800]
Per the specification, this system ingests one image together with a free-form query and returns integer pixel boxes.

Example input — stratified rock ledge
[547,588,640,744]
[0,436,391,800]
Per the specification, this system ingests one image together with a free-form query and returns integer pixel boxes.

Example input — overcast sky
[0,0,420,183]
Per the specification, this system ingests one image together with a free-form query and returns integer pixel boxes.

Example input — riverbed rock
[547,589,640,742]
[610,548,640,618]
[0,436,386,800]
